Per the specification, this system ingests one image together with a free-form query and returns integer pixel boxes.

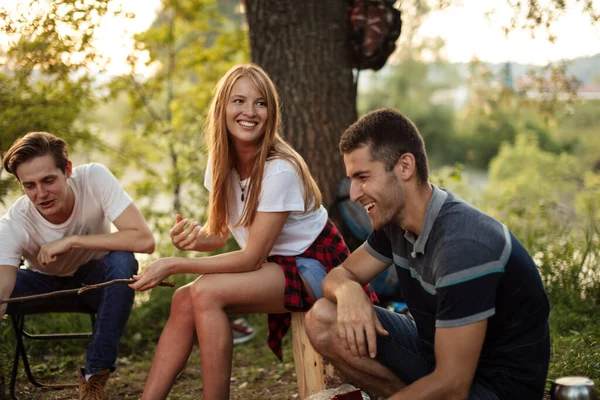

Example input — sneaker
[78,367,110,400]
[231,317,256,345]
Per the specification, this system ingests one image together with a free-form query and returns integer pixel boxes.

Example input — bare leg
[305,298,406,398]
[142,284,196,400]
[189,263,288,400]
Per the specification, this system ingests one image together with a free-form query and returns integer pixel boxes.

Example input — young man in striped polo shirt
[305,109,550,400]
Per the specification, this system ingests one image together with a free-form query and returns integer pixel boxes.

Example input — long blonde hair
[204,64,322,236]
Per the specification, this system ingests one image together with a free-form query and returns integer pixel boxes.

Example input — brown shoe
[78,367,110,400]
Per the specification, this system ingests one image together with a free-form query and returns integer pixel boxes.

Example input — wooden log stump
[292,312,343,399]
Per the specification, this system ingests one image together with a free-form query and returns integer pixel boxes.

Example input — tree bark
[245,0,357,207]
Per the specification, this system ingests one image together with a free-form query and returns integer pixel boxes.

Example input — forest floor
[10,349,299,399]
[5,314,300,400]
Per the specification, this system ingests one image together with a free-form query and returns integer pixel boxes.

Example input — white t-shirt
[0,163,132,276]
[204,158,328,256]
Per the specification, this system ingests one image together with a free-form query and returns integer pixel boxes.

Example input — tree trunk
[245,0,357,207]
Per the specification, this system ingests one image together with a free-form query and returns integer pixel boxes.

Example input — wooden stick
[0,279,176,305]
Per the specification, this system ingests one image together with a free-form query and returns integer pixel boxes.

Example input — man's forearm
[388,370,469,400]
[0,266,18,319]
[322,266,366,303]
[71,230,155,254]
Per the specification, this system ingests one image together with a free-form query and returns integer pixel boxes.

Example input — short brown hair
[340,108,429,183]
[3,132,69,180]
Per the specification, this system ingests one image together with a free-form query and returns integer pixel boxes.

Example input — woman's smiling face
[225,76,268,147]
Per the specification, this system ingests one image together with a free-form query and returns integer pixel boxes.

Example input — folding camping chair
[6,298,95,400]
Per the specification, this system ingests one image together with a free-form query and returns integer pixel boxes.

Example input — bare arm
[323,245,391,358]
[0,265,17,318]
[37,203,155,265]
[323,244,389,299]
[169,214,229,252]
[130,210,289,291]
[75,203,155,253]
[389,320,488,400]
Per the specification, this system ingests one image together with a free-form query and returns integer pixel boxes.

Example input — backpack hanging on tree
[348,0,402,71]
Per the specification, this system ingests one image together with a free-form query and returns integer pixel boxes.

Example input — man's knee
[103,251,139,278]
[306,298,337,353]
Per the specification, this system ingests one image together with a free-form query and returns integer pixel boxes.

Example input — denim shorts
[374,306,500,400]
[296,257,327,299]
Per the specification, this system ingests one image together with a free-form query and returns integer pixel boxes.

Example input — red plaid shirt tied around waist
[266,219,378,360]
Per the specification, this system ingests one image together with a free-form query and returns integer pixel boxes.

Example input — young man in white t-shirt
[0,132,155,399]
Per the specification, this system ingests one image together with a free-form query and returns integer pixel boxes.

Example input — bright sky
[419,0,600,65]
[103,0,599,73]
[92,0,162,74]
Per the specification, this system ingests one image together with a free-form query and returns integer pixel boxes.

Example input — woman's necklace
[239,178,248,202]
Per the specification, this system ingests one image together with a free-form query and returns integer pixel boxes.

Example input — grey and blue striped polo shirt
[365,185,550,398]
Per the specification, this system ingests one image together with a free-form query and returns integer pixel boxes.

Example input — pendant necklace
[239,178,248,202]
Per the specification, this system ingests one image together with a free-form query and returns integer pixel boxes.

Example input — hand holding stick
[0,278,176,305]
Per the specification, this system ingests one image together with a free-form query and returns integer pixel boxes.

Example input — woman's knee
[188,276,221,310]
[170,285,193,316]
[305,298,337,352]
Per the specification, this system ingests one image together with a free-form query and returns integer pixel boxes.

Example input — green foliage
[429,163,476,201]
[557,99,600,168]
[458,60,577,169]
[548,303,600,384]
[358,43,463,167]
[0,0,123,201]
[485,135,580,250]
[0,1,117,76]
[576,171,600,221]
[103,0,249,253]
[478,135,600,306]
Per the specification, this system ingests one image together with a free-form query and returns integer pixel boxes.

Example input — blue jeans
[296,257,327,299]
[10,251,138,374]
[374,306,499,400]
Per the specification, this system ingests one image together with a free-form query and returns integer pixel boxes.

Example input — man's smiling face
[344,145,405,230]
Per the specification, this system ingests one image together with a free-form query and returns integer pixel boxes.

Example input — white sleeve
[204,162,212,192]
[87,163,133,222]
[0,219,25,267]
[258,169,305,212]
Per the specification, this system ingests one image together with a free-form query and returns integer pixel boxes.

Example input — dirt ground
[7,335,300,400]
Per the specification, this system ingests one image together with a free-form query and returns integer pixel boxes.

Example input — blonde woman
[131,64,376,400]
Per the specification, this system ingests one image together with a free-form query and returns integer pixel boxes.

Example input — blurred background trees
[0,0,115,200]
[104,0,249,254]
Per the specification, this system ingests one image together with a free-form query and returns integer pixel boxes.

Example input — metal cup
[550,376,598,400]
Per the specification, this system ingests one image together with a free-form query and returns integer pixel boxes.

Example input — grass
[1,293,599,399]
[547,302,600,386]
[0,313,298,399]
